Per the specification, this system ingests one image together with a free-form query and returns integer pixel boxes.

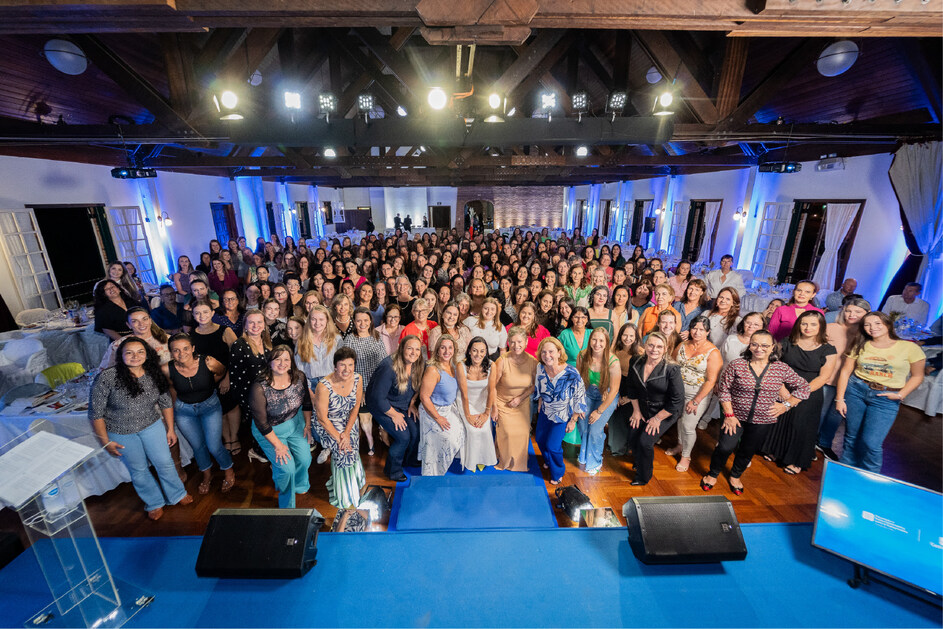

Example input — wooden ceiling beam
[193,27,245,78]
[71,34,201,134]
[634,30,719,125]
[715,38,821,131]
[492,29,566,97]
[160,33,199,118]
[715,38,749,120]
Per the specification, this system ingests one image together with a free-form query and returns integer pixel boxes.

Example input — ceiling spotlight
[248,70,263,86]
[358,93,375,113]
[323,148,336,158]
[572,91,589,112]
[575,146,589,157]
[396,106,408,117]
[319,93,337,114]
[428,87,447,110]
[488,93,502,110]
[213,90,243,121]
[816,40,859,77]
[284,91,301,110]
[541,92,556,110]
[653,91,675,116]
[607,91,627,114]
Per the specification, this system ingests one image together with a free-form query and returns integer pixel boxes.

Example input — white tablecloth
[0,410,194,500]
[903,347,943,417]
[0,324,108,369]
[741,289,794,314]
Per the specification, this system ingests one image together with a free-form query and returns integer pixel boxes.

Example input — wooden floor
[1,406,939,541]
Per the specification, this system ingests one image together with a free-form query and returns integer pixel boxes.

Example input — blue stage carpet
[391,474,557,531]
[0,524,938,628]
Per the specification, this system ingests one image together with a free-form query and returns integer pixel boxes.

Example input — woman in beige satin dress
[489,326,537,471]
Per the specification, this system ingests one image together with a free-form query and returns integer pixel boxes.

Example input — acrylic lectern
[0,419,153,628]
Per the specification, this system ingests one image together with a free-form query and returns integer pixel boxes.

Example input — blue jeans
[817,384,843,450]
[839,375,901,473]
[109,420,187,512]
[578,385,617,471]
[535,411,568,481]
[251,409,312,508]
[174,394,232,472]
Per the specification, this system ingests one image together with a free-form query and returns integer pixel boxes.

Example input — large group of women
[88,227,926,518]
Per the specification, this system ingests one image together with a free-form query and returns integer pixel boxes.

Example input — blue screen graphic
[813,461,943,596]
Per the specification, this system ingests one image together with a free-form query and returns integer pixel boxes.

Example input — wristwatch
[782,400,793,408]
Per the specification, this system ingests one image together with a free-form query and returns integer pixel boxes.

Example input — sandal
[675,457,690,473]
[198,478,211,495]
[367,448,375,457]
[221,476,235,493]
[762,454,776,462]
[783,466,801,475]
[549,478,562,485]
[227,440,242,456]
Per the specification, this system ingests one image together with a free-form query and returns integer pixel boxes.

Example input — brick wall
[455,186,565,233]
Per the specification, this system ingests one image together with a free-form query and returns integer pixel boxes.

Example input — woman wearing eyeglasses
[700,330,810,495]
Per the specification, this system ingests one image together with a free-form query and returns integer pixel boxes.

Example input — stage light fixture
[607,91,627,114]
[571,91,589,113]
[488,93,502,109]
[358,93,375,113]
[576,146,589,157]
[653,91,675,116]
[319,93,337,114]
[283,91,301,110]
[213,90,243,121]
[541,92,556,110]
[323,148,337,158]
[428,87,447,110]
[396,106,408,117]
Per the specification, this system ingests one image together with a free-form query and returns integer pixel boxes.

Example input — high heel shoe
[700,477,716,491]
[728,480,744,495]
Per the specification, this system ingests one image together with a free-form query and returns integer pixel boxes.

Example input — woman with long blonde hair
[296,304,342,463]
[418,335,467,475]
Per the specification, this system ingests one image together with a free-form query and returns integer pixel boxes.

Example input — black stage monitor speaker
[196,508,324,579]
[624,496,747,564]
[643,217,657,233]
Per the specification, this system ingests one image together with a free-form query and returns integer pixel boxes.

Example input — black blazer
[626,355,685,420]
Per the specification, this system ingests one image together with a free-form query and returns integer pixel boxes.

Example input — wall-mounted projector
[758,162,801,173]
[815,157,844,172]
[111,167,157,179]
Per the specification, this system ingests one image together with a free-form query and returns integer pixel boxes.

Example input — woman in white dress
[418,334,466,475]
[459,337,498,471]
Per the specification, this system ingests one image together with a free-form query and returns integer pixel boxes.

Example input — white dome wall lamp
[42,39,87,75]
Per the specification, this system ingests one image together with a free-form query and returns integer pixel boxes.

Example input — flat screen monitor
[812,460,943,597]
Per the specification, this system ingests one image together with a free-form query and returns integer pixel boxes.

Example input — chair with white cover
[0,338,50,397]
[738,269,755,289]
[14,308,50,328]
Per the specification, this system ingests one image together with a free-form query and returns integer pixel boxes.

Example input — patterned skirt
[418,403,466,476]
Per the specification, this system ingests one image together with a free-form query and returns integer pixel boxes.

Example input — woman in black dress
[761,311,838,475]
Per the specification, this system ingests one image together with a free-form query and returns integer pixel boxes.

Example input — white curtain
[888,142,943,318]
[308,185,323,240]
[811,202,859,290]
[566,187,578,231]
[696,201,723,265]
[586,184,602,236]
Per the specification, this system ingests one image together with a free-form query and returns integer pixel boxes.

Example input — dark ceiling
[0,0,939,186]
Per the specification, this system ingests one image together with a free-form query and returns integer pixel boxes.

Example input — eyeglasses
[749,343,774,349]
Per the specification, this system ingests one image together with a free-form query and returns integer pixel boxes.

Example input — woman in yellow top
[835,311,924,473]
